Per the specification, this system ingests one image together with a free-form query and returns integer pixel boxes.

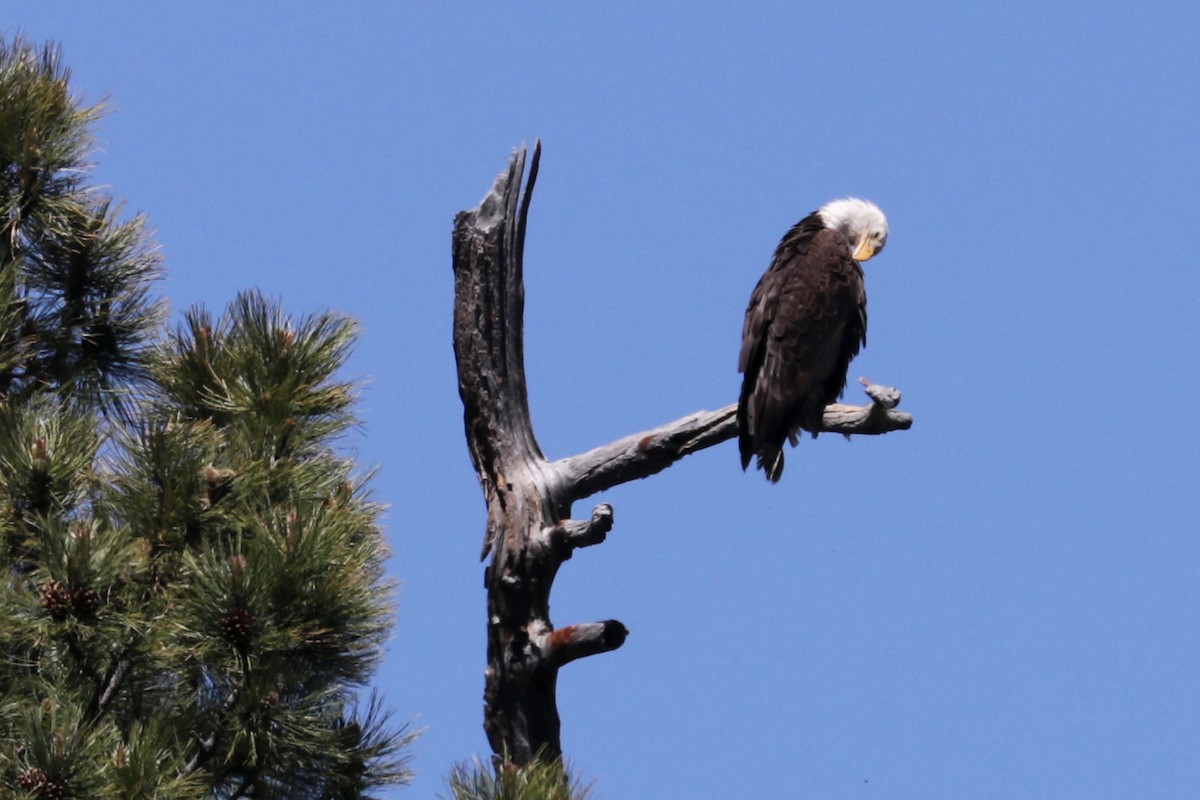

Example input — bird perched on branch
[737,198,888,482]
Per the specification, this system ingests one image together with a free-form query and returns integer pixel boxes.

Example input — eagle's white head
[818,197,888,262]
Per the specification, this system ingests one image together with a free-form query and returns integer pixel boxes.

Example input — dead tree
[451,142,912,765]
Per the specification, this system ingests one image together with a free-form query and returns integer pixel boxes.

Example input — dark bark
[452,144,912,764]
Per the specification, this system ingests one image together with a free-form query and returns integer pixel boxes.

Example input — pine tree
[0,37,412,798]
[442,758,592,800]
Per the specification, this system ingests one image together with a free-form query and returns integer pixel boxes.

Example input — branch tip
[546,620,628,667]
[553,503,614,551]
[859,378,901,409]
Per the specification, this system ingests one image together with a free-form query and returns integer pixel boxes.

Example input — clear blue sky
[8,3,1200,797]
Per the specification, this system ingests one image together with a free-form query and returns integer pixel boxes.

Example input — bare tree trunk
[451,143,912,765]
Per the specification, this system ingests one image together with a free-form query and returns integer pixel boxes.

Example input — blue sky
[8,3,1200,797]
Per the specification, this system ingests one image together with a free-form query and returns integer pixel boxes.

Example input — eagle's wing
[737,258,782,472]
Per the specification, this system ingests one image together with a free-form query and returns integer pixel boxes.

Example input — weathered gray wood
[454,142,572,763]
[552,383,911,503]
[452,144,913,766]
[547,503,613,553]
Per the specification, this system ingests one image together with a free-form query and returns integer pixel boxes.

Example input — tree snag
[452,143,912,765]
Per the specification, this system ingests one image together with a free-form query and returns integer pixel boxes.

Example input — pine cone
[16,768,69,799]
[38,779,70,800]
[16,768,48,793]
[71,586,101,619]
[220,607,254,647]
[40,582,101,620]
[40,581,73,621]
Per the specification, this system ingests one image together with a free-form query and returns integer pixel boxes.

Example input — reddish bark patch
[548,625,579,650]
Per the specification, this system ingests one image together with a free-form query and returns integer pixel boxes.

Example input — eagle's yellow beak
[852,236,877,262]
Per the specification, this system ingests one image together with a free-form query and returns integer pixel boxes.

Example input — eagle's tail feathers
[758,447,784,483]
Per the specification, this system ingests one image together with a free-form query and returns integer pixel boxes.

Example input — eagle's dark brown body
[737,211,867,482]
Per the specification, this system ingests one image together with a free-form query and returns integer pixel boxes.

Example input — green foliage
[154,293,358,454]
[0,36,411,798]
[0,37,162,418]
[443,757,593,800]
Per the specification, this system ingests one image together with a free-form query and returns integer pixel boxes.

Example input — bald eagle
[737,198,888,482]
